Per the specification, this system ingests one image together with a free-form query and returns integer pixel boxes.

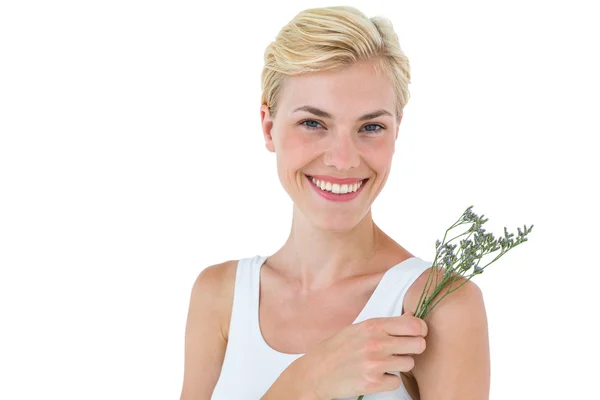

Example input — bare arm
[179,262,232,400]
[411,275,491,400]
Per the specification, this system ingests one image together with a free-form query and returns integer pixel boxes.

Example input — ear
[260,104,276,153]
[395,112,403,140]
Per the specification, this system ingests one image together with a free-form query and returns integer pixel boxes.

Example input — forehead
[279,60,395,117]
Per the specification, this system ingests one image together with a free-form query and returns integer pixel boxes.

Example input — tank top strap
[361,257,434,319]
[227,255,266,348]
[228,256,259,348]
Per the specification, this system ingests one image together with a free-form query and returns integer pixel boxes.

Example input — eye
[299,119,323,130]
[362,123,385,134]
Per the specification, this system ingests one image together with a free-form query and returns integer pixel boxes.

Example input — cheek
[362,140,395,172]
[277,133,317,168]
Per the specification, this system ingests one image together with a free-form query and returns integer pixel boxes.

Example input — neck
[269,205,388,292]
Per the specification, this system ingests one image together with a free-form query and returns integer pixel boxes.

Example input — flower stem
[422,274,475,317]
[355,206,533,399]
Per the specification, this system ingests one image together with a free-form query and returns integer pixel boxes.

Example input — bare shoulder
[404,266,485,316]
[192,259,239,340]
[404,267,490,399]
[179,259,239,400]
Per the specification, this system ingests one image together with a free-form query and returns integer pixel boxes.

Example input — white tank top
[211,255,433,400]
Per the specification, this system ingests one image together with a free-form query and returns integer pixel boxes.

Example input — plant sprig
[356,205,533,400]
[415,205,533,319]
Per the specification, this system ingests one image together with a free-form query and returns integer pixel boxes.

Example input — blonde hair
[261,6,411,123]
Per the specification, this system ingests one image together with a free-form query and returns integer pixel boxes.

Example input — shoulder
[404,265,487,334]
[180,259,240,399]
[194,258,239,288]
[191,259,240,341]
[404,266,484,314]
[405,267,490,398]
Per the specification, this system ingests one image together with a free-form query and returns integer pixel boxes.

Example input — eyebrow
[292,105,393,121]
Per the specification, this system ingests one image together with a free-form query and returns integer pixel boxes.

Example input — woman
[180,6,490,400]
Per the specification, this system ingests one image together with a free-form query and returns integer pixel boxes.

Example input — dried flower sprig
[414,205,533,319]
[356,205,533,400]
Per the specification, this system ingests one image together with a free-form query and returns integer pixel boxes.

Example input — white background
[1,1,598,399]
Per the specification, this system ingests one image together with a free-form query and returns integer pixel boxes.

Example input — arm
[261,357,325,400]
[179,262,233,400]
[411,275,491,399]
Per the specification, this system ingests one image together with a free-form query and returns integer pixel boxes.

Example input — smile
[305,175,369,202]
[309,176,364,193]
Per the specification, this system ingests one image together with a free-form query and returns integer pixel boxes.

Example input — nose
[322,131,361,172]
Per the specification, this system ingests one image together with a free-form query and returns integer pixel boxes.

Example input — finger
[384,335,426,356]
[379,315,428,337]
[383,355,416,373]
[378,372,403,393]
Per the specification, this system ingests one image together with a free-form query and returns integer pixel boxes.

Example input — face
[260,59,402,231]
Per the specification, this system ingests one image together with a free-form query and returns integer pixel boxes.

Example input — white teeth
[310,177,364,194]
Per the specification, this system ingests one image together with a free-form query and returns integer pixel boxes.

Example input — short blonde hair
[261,6,411,122]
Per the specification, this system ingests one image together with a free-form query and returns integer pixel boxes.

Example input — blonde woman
[180,6,490,400]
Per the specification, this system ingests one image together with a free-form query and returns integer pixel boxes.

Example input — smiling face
[260,59,402,231]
